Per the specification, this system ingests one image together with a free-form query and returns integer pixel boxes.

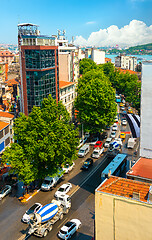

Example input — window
[5,126,9,135]
[0,130,3,139]
[5,137,10,146]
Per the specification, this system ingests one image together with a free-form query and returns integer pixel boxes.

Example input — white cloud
[86,21,96,25]
[74,20,152,47]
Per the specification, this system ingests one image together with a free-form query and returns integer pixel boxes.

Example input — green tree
[2,95,78,185]
[75,69,117,133]
[79,58,97,74]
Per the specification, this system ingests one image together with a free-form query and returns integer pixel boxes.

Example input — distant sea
[105,54,152,64]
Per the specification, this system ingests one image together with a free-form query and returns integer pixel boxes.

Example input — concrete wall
[95,191,152,240]
[140,61,152,158]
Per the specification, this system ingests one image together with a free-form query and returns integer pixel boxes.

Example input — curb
[19,189,41,203]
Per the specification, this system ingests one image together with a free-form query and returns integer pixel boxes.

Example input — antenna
[57,29,61,39]
[63,30,66,36]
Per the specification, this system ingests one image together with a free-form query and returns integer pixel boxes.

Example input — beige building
[95,176,152,240]
[59,81,75,119]
[115,55,137,71]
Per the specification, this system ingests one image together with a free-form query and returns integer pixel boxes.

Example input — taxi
[120,103,124,107]
[120,132,126,139]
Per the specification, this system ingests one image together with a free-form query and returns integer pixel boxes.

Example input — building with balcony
[0,112,14,155]
[95,176,152,240]
[59,81,75,119]
[18,23,59,115]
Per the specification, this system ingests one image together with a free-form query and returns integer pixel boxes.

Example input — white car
[121,106,125,111]
[111,131,116,138]
[54,183,72,198]
[114,116,118,122]
[0,185,11,200]
[90,137,99,145]
[22,203,43,223]
[58,219,81,239]
[122,119,127,125]
[112,123,118,131]
[115,138,123,146]
[62,162,75,173]
[84,132,90,138]
[91,147,104,158]
[104,138,112,148]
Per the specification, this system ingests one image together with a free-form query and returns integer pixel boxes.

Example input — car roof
[59,183,70,188]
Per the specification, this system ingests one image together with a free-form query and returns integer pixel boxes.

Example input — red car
[94,141,102,149]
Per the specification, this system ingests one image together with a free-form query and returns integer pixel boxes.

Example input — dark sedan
[81,158,93,170]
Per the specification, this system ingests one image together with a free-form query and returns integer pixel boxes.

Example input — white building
[59,81,76,119]
[140,61,152,158]
[91,49,105,64]
[115,55,137,71]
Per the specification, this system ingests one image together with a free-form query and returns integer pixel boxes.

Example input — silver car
[0,185,12,200]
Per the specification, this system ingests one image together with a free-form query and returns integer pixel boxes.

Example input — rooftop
[0,121,9,131]
[0,112,14,119]
[59,81,75,89]
[5,79,19,86]
[116,67,139,75]
[0,51,14,57]
[96,176,151,203]
[127,157,152,181]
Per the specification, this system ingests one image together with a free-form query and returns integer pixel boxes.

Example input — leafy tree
[75,69,117,133]
[79,58,97,74]
[2,95,78,185]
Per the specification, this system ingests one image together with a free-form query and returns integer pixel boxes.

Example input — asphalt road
[0,108,139,240]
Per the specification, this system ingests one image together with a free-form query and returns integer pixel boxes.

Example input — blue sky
[0,0,152,46]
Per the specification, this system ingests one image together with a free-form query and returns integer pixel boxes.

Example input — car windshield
[64,164,69,168]
[96,142,100,145]
[93,151,98,155]
[27,204,37,214]
[60,229,68,234]
[0,189,5,194]
[79,150,84,153]
[92,138,97,142]
[43,180,50,184]
[58,187,65,192]
[106,140,110,143]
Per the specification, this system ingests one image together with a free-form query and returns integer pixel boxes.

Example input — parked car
[111,131,116,138]
[90,137,99,145]
[77,137,87,149]
[104,138,112,148]
[41,171,63,191]
[54,183,72,198]
[58,219,81,239]
[122,119,127,125]
[115,116,118,122]
[84,132,90,138]
[100,132,108,140]
[120,106,125,111]
[0,185,12,200]
[81,158,93,170]
[62,162,75,173]
[112,123,118,131]
[120,103,124,107]
[78,144,90,158]
[94,141,102,149]
[22,203,43,223]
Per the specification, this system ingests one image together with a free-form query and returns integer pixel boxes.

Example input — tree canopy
[2,95,78,185]
[74,69,117,133]
[79,58,97,74]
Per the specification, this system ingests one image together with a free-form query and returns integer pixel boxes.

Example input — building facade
[95,176,152,240]
[59,81,75,119]
[0,51,14,65]
[140,61,152,158]
[115,55,137,71]
[18,23,59,115]
[91,49,105,64]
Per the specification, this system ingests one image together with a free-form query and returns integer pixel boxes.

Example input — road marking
[57,217,68,229]
[17,234,30,240]
[70,185,80,197]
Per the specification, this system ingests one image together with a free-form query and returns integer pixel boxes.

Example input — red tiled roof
[0,121,9,131]
[6,78,19,86]
[127,157,152,180]
[0,50,14,57]
[116,67,139,75]
[97,176,150,203]
[59,81,75,89]
[0,112,14,118]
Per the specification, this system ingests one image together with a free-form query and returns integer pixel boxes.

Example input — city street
[0,112,139,240]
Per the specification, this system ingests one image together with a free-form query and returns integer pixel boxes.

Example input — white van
[78,144,90,158]
[41,170,63,191]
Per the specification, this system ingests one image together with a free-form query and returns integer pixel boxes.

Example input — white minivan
[78,144,90,158]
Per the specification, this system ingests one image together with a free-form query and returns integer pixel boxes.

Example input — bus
[101,153,127,181]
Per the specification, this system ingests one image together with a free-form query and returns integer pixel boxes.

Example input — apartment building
[115,55,137,71]
[95,176,152,240]
[0,112,14,155]
[59,81,75,119]
[0,51,14,65]
[18,23,59,115]
[91,49,105,64]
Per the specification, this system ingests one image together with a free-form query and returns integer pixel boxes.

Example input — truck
[107,139,122,156]
[91,147,104,158]
[27,194,71,238]
[127,138,136,149]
